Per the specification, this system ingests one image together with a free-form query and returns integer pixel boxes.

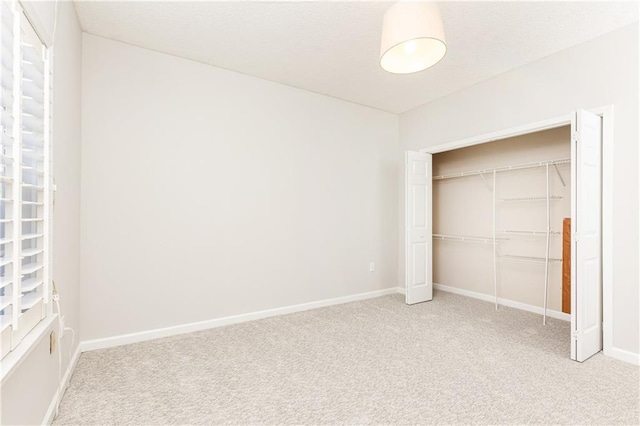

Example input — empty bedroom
[0,0,639,424]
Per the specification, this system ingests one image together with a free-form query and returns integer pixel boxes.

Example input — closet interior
[432,126,572,323]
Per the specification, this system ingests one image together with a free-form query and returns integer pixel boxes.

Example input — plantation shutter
[13,11,48,347]
[0,0,15,359]
[0,2,50,359]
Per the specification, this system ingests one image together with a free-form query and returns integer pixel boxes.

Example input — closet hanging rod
[497,229,561,236]
[497,255,562,264]
[433,233,508,244]
[499,196,562,202]
[432,158,570,181]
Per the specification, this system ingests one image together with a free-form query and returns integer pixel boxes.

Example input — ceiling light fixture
[380,1,447,74]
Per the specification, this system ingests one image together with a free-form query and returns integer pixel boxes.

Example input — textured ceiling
[74,1,639,113]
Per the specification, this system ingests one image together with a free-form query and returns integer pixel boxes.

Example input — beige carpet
[54,291,639,425]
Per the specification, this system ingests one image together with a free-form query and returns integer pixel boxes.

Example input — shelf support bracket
[553,163,566,187]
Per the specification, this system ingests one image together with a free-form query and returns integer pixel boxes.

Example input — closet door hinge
[572,330,580,340]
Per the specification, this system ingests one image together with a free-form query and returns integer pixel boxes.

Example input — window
[0,0,51,360]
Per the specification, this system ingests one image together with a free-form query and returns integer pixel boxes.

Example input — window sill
[0,314,57,384]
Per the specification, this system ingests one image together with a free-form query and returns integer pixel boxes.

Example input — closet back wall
[80,35,399,341]
[432,127,570,312]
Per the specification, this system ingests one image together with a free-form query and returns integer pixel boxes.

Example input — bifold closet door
[405,151,432,304]
[571,109,603,362]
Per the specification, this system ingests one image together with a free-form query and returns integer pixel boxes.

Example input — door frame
[417,105,614,359]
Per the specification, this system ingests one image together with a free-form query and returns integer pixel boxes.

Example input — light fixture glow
[380,1,447,74]
[403,40,417,55]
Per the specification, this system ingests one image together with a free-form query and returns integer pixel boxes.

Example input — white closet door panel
[571,109,603,362]
[405,151,432,304]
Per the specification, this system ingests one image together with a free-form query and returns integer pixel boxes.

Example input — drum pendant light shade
[380,1,447,74]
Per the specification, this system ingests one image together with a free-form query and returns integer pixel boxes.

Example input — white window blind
[0,0,51,360]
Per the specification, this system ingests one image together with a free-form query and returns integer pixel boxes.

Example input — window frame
[0,0,53,373]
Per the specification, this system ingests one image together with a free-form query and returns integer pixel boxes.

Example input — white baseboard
[80,288,399,353]
[433,283,570,321]
[43,344,81,425]
[606,346,640,366]
[397,283,570,321]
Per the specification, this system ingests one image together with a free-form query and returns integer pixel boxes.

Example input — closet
[404,109,603,362]
[432,127,570,325]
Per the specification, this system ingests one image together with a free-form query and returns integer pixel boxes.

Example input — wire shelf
[500,196,563,202]
[433,233,507,245]
[497,229,561,236]
[497,255,562,264]
[433,158,570,181]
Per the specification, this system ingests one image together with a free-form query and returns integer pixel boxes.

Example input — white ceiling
[74,1,639,114]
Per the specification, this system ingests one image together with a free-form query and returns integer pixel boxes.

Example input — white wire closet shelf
[497,254,562,264]
[500,195,563,202]
[433,233,508,244]
[432,158,570,181]
[497,229,561,236]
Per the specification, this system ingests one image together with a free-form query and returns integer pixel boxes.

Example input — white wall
[400,23,639,361]
[80,34,399,341]
[433,127,571,312]
[49,0,82,388]
[1,1,82,424]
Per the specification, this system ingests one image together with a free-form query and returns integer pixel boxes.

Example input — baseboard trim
[431,283,570,321]
[606,346,640,366]
[43,344,81,425]
[80,288,399,353]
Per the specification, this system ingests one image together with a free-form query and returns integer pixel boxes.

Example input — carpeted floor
[54,291,639,425]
